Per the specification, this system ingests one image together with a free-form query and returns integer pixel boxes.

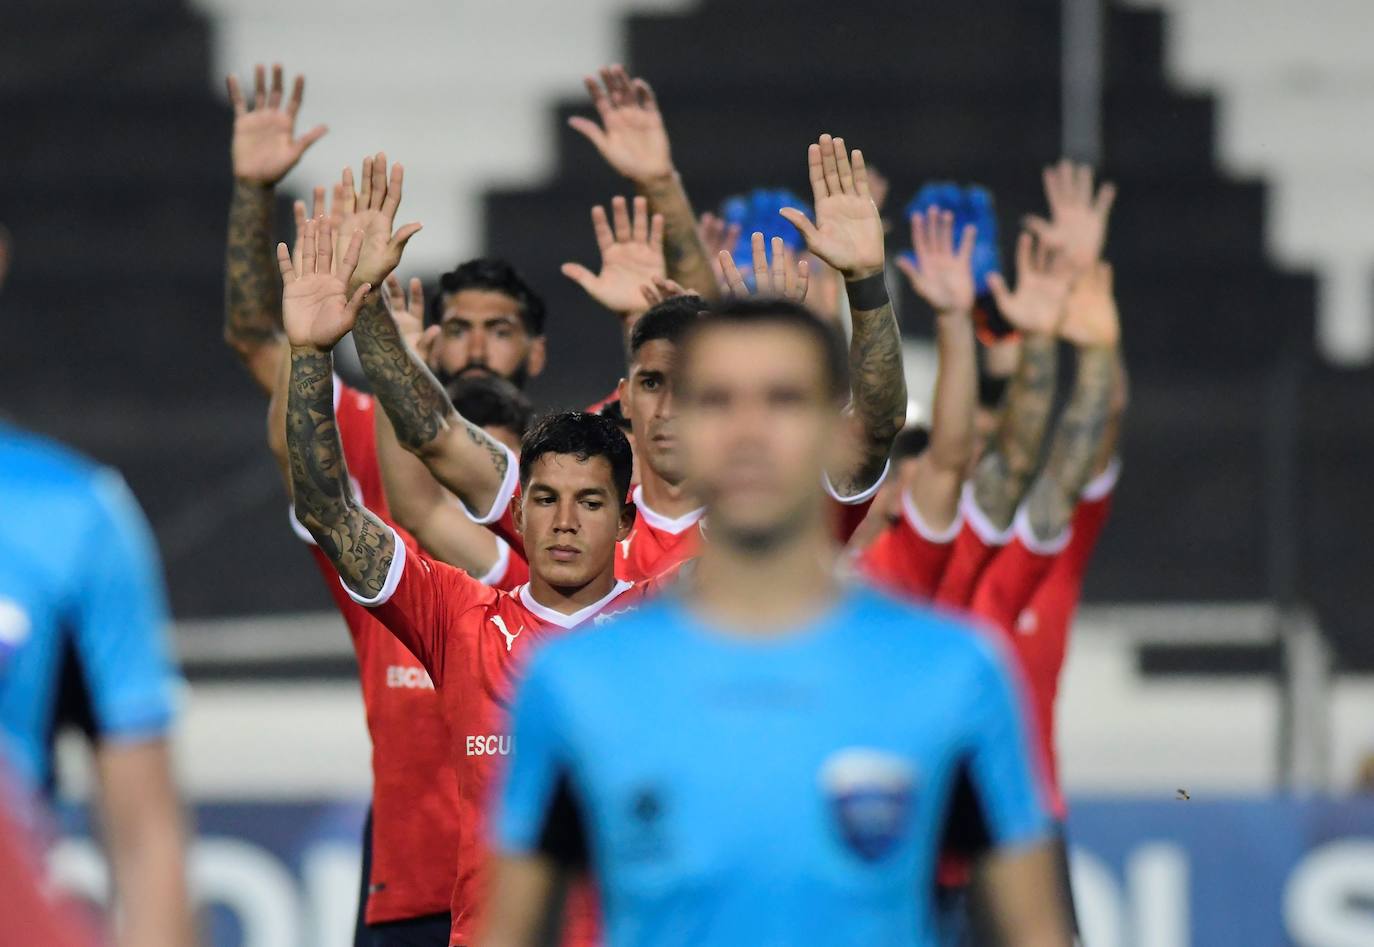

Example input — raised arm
[328,155,513,516]
[782,135,905,496]
[222,63,327,394]
[1020,263,1122,542]
[278,218,396,599]
[560,195,666,352]
[895,209,978,530]
[570,65,718,299]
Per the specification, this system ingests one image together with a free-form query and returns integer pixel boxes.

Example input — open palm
[279,220,369,350]
[227,64,326,185]
[332,153,422,293]
[569,65,673,183]
[1024,160,1116,277]
[781,135,884,279]
[562,196,665,316]
[987,233,1073,335]
[896,209,975,315]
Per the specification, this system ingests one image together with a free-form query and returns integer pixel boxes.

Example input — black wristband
[845,272,889,311]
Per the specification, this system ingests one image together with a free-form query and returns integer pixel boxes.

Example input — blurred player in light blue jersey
[0,227,193,945]
[483,294,1072,947]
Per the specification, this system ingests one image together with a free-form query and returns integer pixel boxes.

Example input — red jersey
[293,380,462,924]
[932,482,1015,608]
[353,536,665,946]
[855,487,963,600]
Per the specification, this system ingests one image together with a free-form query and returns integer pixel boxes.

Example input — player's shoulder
[0,424,138,526]
[847,582,1007,671]
[0,423,104,489]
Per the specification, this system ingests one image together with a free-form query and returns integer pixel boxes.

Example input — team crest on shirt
[821,748,915,862]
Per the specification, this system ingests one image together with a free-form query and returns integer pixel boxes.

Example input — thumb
[391,222,423,251]
[416,324,441,360]
[293,124,328,158]
[779,208,821,253]
[985,272,1013,314]
[567,116,609,154]
[560,262,597,292]
[344,282,371,322]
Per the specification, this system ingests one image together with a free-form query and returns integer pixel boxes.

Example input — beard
[433,358,530,395]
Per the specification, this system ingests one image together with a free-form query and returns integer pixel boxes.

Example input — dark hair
[427,257,547,335]
[629,295,705,360]
[597,396,632,433]
[519,411,634,506]
[682,298,848,400]
[448,375,534,438]
[892,426,931,461]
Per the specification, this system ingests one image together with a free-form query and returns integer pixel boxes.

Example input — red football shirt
[932,482,1015,608]
[293,381,462,924]
[855,487,963,600]
[353,536,665,946]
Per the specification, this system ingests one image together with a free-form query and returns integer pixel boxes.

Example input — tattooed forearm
[224,180,283,351]
[639,172,719,301]
[832,294,906,495]
[1023,345,1118,541]
[351,293,511,500]
[286,346,396,598]
[972,333,1058,530]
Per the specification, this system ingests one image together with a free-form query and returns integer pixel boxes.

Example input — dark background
[1,0,1369,667]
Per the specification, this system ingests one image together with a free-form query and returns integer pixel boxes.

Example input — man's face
[430,289,546,388]
[514,453,631,589]
[618,339,683,486]
[678,323,839,548]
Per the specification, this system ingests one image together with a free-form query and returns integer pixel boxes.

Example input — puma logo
[491,615,522,652]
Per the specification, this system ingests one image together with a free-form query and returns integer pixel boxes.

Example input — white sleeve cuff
[960,481,1015,546]
[1012,504,1073,556]
[901,489,962,544]
[823,459,891,506]
[1081,456,1122,502]
[462,444,520,525]
[341,525,407,607]
[473,536,512,588]
[288,505,317,546]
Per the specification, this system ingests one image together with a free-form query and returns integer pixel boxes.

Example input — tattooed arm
[1020,263,1122,541]
[351,291,513,518]
[779,134,904,495]
[288,345,397,598]
[221,63,327,395]
[569,65,719,300]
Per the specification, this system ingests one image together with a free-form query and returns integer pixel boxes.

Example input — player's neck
[528,567,621,616]
[687,515,839,636]
[636,467,702,520]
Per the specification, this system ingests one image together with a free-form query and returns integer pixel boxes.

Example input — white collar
[518,579,635,629]
[631,484,706,535]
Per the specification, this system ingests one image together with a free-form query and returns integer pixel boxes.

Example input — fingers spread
[591,204,614,252]
[275,242,294,280]
[611,195,632,243]
[369,153,388,211]
[832,137,855,194]
[631,195,649,243]
[381,162,405,219]
[805,143,826,202]
[719,250,748,297]
[287,74,305,119]
[226,74,245,115]
[750,232,768,288]
[253,64,267,109]
[268,63,284,109]
[818,134,841,196]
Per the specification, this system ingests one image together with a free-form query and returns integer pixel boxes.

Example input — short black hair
[448,375,534,438]
[519,411,634,506]
[427,257,547,335]
[682,298,848,400]
[629,295,705,361]
[892,426,931,461]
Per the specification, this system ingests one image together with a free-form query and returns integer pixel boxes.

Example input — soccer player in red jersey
[385,134,908,582]
[278,217,664,945]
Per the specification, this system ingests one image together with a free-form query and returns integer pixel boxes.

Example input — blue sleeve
[963,638,1052,849]
[71,471,180,742]
[493,653,586,864]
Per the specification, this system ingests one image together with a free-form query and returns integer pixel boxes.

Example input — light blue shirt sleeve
[966,637,1053,848]
[494,652,574,856]
[71,471,180,742]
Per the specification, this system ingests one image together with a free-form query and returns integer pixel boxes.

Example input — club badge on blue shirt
[821,748,915,862]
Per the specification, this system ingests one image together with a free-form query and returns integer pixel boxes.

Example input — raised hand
[561,195,666,316]
[1023,160,1116,278]
[332,153,423,293]
[698,211,742,293]
[277,218,369,350]
[896,210,976,316]
[569,65,674,184]
[1057,262,1120,348]
[227,64,327,185]
[383,273,430,350]
[781,134,884,280]
[986,233,1074,335]
[718,233,810,303]
[641,276,691,309]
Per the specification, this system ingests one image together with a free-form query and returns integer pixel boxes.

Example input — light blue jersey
[496,585,1051,946]
[0,423,180,795]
